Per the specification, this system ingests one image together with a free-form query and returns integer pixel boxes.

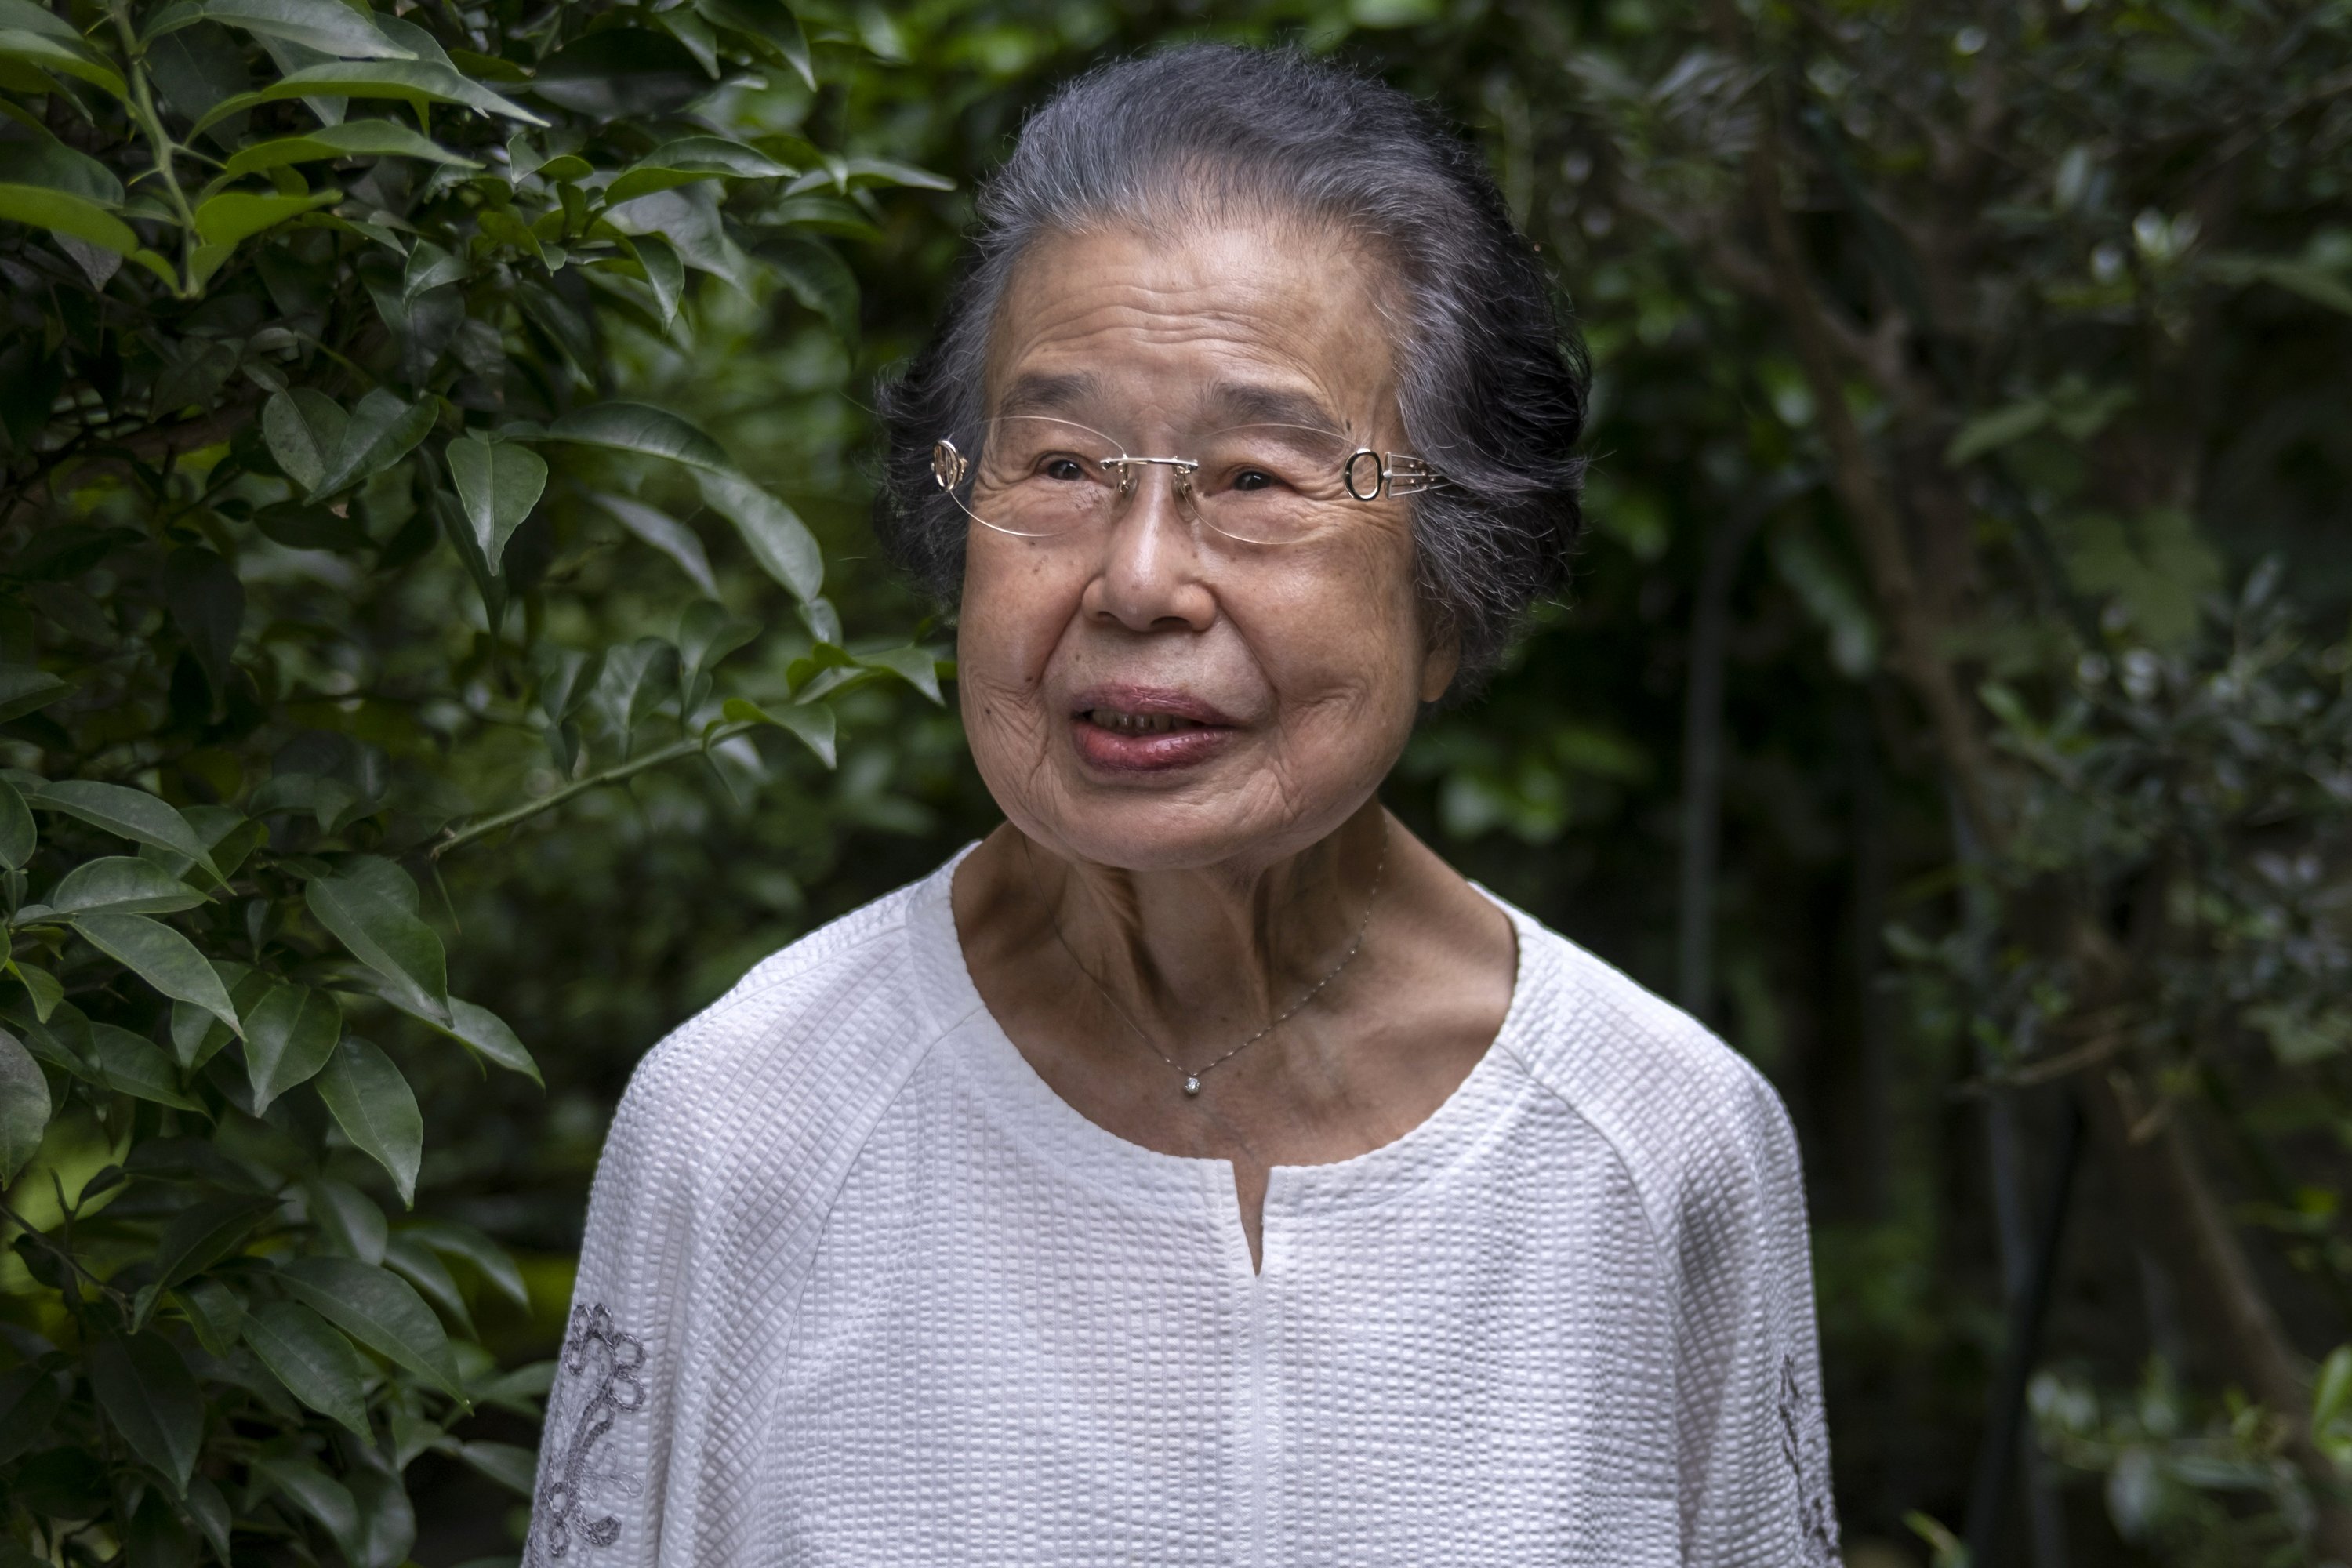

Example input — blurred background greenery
[6,0,2352,1564]
[355,2,2352,1564]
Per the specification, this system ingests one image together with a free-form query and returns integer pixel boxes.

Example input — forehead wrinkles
[984,222,1402,435]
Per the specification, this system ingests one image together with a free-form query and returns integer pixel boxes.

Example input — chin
[1014,786,1353,877]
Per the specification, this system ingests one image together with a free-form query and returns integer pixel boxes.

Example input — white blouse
[524,848,1840,1566]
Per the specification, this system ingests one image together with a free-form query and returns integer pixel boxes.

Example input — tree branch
[430,720,762,860]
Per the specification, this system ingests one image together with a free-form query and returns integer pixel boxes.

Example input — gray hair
[872,43,1588,696]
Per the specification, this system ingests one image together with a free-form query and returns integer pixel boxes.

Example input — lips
[1068,685,1238,773]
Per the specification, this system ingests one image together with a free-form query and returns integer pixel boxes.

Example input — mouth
[1067,686,1239,773]
[1081,708,1211,735]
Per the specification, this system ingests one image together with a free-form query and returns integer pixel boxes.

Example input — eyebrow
[993,371,1100,419]
[1199,380,1342,433]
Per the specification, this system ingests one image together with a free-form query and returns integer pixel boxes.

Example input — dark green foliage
[9,0,2350,1564]
[0,0,943,1560]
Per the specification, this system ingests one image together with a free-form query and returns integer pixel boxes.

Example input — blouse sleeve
[1671,1065,1842,1567]
[524,1048,700,1568]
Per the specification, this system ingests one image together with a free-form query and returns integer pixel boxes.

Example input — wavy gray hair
[872,43,1588,695]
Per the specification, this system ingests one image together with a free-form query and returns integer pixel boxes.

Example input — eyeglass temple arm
[1345,448,1445,501]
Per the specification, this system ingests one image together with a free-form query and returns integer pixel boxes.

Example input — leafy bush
[0,0,941,1559]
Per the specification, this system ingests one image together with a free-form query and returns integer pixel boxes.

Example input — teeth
[1087,709,1200,735]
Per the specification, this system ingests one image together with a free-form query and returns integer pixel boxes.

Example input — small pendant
[1183,1075,1202,1097]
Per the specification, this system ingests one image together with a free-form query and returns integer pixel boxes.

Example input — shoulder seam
[1494,1033,1670,1260]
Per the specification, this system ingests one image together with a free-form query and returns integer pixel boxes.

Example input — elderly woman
[528,44,1838,1568]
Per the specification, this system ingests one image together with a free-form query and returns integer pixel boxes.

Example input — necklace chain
[1029,821,1388,1098]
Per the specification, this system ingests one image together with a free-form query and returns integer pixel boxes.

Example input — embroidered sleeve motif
[1777,1351,1842,1566]
[532,1304,648,1562]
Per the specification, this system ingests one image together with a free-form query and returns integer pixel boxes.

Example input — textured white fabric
[526,848,1840,1566]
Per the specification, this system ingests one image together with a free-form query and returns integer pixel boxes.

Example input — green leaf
[529,27,708,118]
[262,387,347,494]
[596,637,678,742]
[691,0,811,89]
[306,1173,387,1263]
[148,1195,274,1295]
[195,59,548,134]
[0,183,171,284]
[245,1301,371,1436]
[306,858,448,1024]
[12,961,61,1022]
[0,664,67,723]
[855,645,944,705]
[679,600,760,678]
[0,778,34,869]
[314,387,435,496]
[694,470,822,603]
[2210,252,2352,318]
[0,30,128,99]
[764,230,858,342]
[350,1466,416,1568]
[0,132,123,204]
[162,544,245,696]
[251,1455,361,1562]
[358,982,542,1085]
[47,856,206,916]
[24,779,224,881]
[401,237,468,299]
[191,186,342,248]
[546,400,732,472]
[445,435,548,575]
[1348,0,1443,21]
[0,1028,47,1181]
[833,154,952,192]
[278,1255,464,1399]
[400,1218,528,1307]
[172,1279,245,1359]
[314,1035,422,1206]
[169,958,256,1068]
[71,912,242,1036]
[722,695,835,768]
[639,134,796,180]
[455,1439,539,1496]
[191,0,412,60]
[444,996,539,1083]
[92,1023,203,1111]
[0,1,82,44]
[0,1363,65,1468]
[621,234,684,325]
[1944,398,2050,467]
[596,492,716,597]
[383,1232,472,1334]
[88,1335,202,1495]
[531,644,603,727]
[243,981,342,1111]
[2318,1345,2352,1430]
[604,164,721,207]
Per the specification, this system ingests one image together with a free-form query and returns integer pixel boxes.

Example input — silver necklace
[1027,821,1388,1098]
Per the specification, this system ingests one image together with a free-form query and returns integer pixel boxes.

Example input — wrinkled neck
[1018,800,1389,1045]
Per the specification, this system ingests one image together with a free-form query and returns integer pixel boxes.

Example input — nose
[1079,463,1218,633]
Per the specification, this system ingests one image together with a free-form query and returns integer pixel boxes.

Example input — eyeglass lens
[942,416,1374,545]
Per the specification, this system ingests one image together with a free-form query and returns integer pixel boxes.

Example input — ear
[1417,622,1461,704]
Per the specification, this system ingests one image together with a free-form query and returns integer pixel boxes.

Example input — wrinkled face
[954,216,1455,874]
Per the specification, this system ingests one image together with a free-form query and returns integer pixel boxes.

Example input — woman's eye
[1042,458,1085,481]
[1232,468,1275,492]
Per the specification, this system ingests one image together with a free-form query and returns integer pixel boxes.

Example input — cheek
[1245,528,1425,717]
[956,536,1083,692]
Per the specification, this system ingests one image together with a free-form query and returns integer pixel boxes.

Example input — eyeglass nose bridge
[1102,453,1200,500]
